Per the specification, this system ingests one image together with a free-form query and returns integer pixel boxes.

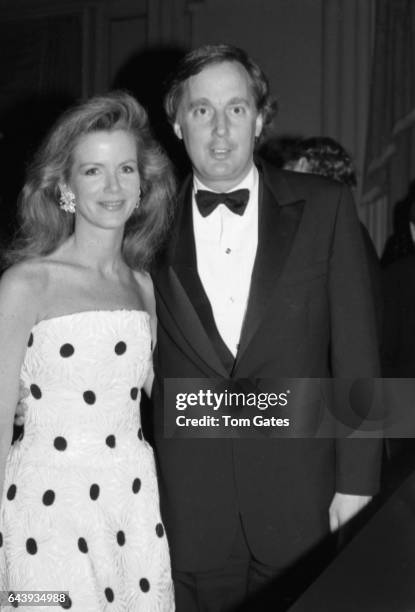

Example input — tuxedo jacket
[151,159,381,572]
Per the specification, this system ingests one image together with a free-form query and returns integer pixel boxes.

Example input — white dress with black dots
[0,310,174,611]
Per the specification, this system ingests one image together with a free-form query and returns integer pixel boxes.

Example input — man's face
[174,61,263,191]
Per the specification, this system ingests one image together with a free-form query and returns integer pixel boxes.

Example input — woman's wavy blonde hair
[5,91,176,269]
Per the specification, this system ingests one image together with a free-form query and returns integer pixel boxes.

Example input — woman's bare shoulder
[1,258,50,293]
[0,258,55,321]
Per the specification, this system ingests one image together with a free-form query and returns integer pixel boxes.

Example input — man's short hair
[164,44,277,132]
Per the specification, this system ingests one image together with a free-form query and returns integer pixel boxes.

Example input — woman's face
[67,129,140,231]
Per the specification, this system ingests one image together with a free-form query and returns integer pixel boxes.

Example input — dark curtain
[362,0,415,235]
[0,14,83,242]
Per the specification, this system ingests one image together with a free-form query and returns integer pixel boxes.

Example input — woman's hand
[14,381,29,427]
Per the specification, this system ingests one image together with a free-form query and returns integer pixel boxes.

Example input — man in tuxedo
[151,44,381,610]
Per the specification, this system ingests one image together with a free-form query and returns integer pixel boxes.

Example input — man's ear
[173,122,183,140]
[255,113,264,138]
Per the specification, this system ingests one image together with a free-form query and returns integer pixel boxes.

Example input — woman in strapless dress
[0,92,176,611]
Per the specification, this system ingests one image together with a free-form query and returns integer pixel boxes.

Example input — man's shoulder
[259,157,345,196]
[258,158,349,223]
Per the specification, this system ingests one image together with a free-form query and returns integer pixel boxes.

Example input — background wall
[189,0,324,138]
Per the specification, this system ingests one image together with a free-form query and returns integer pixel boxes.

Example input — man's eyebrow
[227,97,250,105]
[187,98,211,110]
[186,96,251,109]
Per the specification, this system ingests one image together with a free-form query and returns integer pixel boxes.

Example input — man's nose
[212,111,228,136]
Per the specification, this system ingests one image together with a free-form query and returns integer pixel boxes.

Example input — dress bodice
[17,310,152,467]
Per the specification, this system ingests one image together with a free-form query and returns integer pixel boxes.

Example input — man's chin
[197,164,247,189]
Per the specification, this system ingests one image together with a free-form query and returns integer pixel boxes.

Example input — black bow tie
[195,188,250,217]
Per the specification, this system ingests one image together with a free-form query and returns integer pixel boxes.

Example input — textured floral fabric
[0,310,174,611]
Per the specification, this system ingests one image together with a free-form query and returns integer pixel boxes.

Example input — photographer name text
[176,414,290,427]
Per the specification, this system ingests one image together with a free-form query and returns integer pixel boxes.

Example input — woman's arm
[0,265,38,499]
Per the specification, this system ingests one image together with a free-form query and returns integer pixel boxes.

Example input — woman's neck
[59,227,127,276]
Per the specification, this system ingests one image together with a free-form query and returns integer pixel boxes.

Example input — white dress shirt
[192,166,259,356]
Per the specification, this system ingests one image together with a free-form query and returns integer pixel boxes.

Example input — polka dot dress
[0,311,174,611]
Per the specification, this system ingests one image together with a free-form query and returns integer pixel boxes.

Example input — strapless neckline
[31,309,150,332]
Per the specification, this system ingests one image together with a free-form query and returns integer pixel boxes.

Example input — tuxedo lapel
[159,177,231,377]
[234,163,305,371]
[158,268,229,376]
